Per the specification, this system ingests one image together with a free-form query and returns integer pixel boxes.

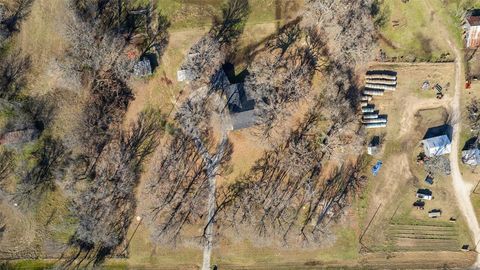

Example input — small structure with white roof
[462,148,480,166]
[422,135,451,157]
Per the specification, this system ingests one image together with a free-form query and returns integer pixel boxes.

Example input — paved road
[447,39,480,268]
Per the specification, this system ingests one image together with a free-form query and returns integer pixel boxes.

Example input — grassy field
[378,0,454,61]
[357,62,474,266]
[157,0,302,29]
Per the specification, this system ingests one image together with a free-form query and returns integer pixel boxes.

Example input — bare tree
[179,0,250,84]
[0,52,31,100]
[217,107,366,245]
[0,149,14,188]
[61,109,165,269]
[245,24,326,137]
[211,0,250,44]
[0,0,34,34]
[15,136,70,207]
[138,6,170,58]
[145,129,232,244]
[467,98,480,133]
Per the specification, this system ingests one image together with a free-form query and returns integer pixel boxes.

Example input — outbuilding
[462,148,480,166]
[422,135,451,157]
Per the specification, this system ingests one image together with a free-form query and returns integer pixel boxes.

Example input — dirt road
[422,1,480,266]
[447,40,480,268]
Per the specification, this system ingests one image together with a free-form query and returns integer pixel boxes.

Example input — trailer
[363,89,384,96]
[364,122,387,129]
[362,118,387,124]
[365,83,396,91]
[366,79,397,85]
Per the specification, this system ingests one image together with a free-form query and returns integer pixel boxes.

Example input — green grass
[3,260,55,270]
[379,0,454,61]
[156,0,281,29]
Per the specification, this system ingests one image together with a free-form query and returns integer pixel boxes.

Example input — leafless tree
[0,0,34,33]
[467,98,480,133]
[15,136,70,207]
[179,0,250,84]
[211,0,250,44]
[0,52,31,100]
[217,107,366,245]
[245,25,326,137]
[64,16,134,81]
[138,5,170,58]
[61,109,165,269]
[0,149,14,188]
[145,129,232,244]
[303,0,376,68]
[75,71,133,180]
[180,35,227,84]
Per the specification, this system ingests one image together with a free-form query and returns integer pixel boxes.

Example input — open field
[378,0,454,61]
[358,62,475,266]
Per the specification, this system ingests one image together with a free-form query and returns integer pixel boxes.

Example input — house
[462,148,480,166]
[416,189,433,200]
[224,83,256,130]
[465,11,480,48]
[133,59,152,77]
[422,135,451,157]
[367,136,380,155]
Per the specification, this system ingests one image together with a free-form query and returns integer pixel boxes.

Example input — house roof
[133,59,152,77]
[229,109,256,130]
[467,15,480,26]
[423,135,451,157]
[462,148,480,165]
[177,69,195,82]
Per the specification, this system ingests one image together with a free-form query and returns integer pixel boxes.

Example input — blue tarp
[372,160,382,176]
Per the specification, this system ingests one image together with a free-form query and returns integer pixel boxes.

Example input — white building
[462,148,480,166]
[422,135,451,157]
[177,69,195,82]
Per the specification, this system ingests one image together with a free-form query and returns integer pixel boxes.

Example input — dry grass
[358,63,474,259]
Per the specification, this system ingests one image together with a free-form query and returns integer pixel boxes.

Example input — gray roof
[229,109,256,130]
[462,148,480,165]
[133,59,152,77]
[422,135,451,157]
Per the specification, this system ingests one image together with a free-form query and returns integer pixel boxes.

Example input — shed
[367,136,381,155]
[462,148,480,166]
[133,59,152,77]
[422,135,451,157]
[177,69,195,82]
